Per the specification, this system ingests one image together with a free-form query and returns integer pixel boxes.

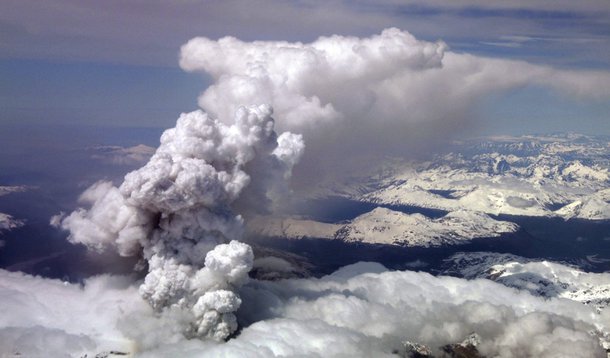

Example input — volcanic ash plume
[55,104,304,340]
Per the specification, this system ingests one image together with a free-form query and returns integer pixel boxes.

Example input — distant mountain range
[250,134,609,248]
[442,251,610,314]
[316,133,610,220]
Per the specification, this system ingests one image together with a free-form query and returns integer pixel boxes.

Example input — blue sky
[1,0,609,135]
[0,58,203,128]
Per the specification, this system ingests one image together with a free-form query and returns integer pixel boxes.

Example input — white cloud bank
[0,263,608,357]
[181,28,610,132]
[0,269,143,357]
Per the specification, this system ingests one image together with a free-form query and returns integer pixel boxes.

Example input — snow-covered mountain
[314,134,610,220]
[442,252,610,313]
[335,207,517,246]
[443,253,610,352]
[555,189,610,220]
[247,207,517,247]
[247,216,340,241]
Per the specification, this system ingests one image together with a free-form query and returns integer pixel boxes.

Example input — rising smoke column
[56,104,304,340]
[52,27,610,350]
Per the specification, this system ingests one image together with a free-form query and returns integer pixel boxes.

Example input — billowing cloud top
[179,28,610,179]
[181,28,610,133]
[180,28,447,130]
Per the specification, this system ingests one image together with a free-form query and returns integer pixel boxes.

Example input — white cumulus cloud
[1,263,608,357]
[180,28,610,182]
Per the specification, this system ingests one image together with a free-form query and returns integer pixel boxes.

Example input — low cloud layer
[0,269,143,357]
[0,263,607,357]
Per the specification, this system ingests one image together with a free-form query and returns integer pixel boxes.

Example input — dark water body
[0,124,158,282]
[0,222,138,282]
[249,222,610,277]
[247,235,489,276]
[494,214,610,269]
[1,183,609,281]
[255,197,610,274]
[0,190,138,282]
